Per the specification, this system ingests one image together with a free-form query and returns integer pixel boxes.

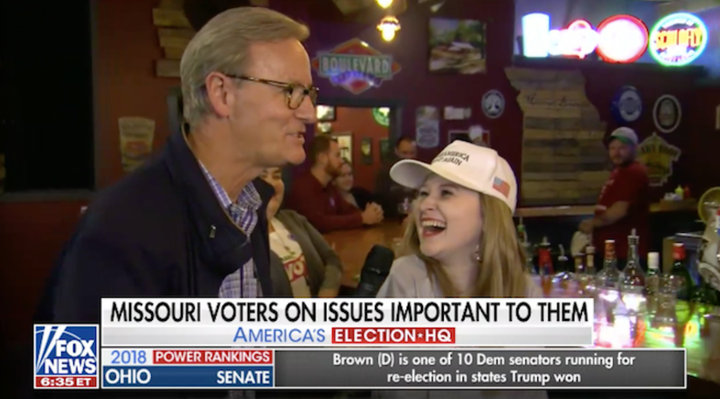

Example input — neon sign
[596,15,648,63]
[547,19,598,59]
[521,14,648,64]
[649,13,707,67]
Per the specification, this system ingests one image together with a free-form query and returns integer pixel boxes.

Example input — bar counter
[515,199,698,218]
[323,220,720,391]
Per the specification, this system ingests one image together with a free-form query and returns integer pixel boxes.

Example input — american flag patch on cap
[492,176,510,198]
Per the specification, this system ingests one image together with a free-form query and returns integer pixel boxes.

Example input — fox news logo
[34,325,99,389]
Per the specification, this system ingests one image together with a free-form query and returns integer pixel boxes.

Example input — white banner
[99,298,593,347]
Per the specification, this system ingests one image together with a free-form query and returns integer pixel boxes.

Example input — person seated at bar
[373,142,545,399]
[261,167,342,298]
[285,134,383,233]
[334,159,376,210]
[579,127,650,269]
[374,136,418,218]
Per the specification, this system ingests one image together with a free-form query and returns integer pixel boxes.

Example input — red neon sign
[543,14,648,63]
[596,15,648,63]
[547,19,598,59]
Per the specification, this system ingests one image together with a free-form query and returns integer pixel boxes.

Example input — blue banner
[102,366,274,388]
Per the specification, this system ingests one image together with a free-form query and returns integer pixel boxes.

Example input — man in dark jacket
[37,6,317,323]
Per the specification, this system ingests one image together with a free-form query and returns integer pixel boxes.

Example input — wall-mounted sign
[481,90,505,118]
[637,132,681,187]
[596,15,648,63]
[547,19,598,59]
[118,116,155,174]
[311,39,401,95]
[415,106,440,149]
[653,94,681,133]
[521,13,648,63]
[611,86,642,123]
[372,107,390,127]
[649,13,707,67]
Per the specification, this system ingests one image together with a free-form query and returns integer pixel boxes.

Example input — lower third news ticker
[34,299,687,390]
[37,347,686,390]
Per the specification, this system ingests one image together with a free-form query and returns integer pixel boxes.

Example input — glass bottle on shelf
[595,239,621,290]
[621,229,646,292]
[573,254,587,293]
[645,252,661,295]
[538,237,554,296]
[691,276,719,313]
[556,244,572,290]
[517,216,527,243]
[645,252,661,314]
[669,242,694,302]
[524,243,537,275]
[621,230,646,313]
[585,245,596,275]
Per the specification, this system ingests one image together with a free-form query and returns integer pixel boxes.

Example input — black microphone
[355,245,395,297]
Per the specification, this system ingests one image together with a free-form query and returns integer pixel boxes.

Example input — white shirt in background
[269,219,312,298]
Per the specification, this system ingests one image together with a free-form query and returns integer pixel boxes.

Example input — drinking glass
[397,197,411,224]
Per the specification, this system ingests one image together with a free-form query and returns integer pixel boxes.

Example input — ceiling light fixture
[378,16,401,41]
[376,0,393,8]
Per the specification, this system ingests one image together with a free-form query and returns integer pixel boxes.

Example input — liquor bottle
[574,254,589,294]
[538,237,554,295]
[595,240,620,289]
[517,216,527,243]
[669,243,694,301]
[585,245,596,275]
[621,229,645,293]
[524,243,537,275]
[556,244,572,290]
[574,255,584,272]
[645,252,661,296]
[645,252,661,314]
[691,276,719,308]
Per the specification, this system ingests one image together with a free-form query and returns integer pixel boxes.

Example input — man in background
[374,136,418,218]
[36,7,316,323]
[286,134,383,233]
[580,127,650,268]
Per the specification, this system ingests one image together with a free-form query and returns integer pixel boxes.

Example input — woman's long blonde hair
[401,193,528,298]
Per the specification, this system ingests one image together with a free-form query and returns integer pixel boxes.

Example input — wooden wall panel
[506,68,610,206]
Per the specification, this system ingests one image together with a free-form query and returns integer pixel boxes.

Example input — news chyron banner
[33,298,687,390]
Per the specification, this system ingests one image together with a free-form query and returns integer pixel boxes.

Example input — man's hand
[579,219,594,234]
[361,203,384,225]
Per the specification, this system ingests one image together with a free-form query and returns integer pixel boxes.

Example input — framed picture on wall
[332,132,352,162]
[316,105,336,121]
[361,137,373,165]
[429,18,487,74]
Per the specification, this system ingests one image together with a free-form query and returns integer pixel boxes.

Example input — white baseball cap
[389,141,518,212]
[608,127,638,146]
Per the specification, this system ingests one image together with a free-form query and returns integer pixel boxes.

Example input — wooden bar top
[515,199,698,218]
[324,221,406,287]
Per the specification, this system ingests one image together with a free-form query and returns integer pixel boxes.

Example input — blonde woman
[374,141,545,399]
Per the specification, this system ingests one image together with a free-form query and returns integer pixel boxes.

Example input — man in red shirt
[579,127,650,268]
[285,134,384,233]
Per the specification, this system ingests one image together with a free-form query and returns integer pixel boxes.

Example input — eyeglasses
[226,74,318,110]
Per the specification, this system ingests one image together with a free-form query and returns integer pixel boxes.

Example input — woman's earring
[474,244,482,262]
